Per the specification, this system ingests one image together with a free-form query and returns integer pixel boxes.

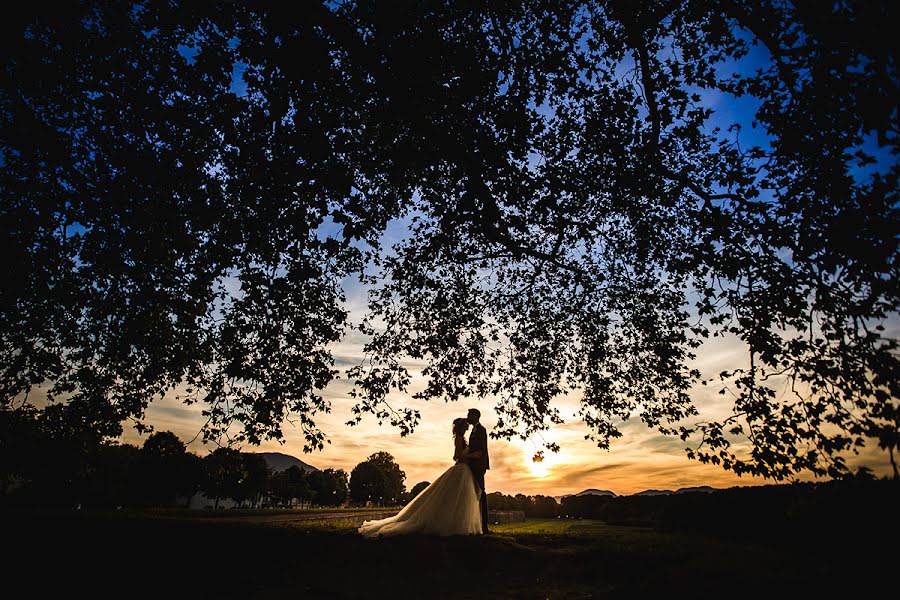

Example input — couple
[358,408,490,538]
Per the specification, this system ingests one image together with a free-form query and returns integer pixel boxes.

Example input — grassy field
[4,509,887,599]
[492,518,613,536]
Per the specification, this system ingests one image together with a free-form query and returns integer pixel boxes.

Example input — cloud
[116,300,897,497]
[553,462,634,487]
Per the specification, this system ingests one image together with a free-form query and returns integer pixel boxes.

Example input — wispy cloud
[120,305,896,497]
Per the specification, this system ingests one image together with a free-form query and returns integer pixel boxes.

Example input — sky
[121,332,894,498]
[113,22,899,498]
[120,278,896,498]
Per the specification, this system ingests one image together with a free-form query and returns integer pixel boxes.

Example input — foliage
[348,460,385,505]
[364,451,406,505]
[234,452,271,507]
[307,468,349,507]
[176,452,205,504]
[201,449,275,507]
[349,451,406,505]
[405,480,430,504]
[1,1,897,479]
[0,404,124,506]
[90,442,143,507]
[139,431,184,506]
[0,423,351,509]
[559,478,899,543]
[486,491,562,518]
[270,465,313,507]
[141,431,187,461]
[138,430,208,507]
[201,447,245,509]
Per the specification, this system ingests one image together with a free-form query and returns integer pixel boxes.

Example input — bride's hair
[452,417,468,437]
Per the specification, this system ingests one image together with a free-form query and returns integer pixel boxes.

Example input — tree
[137,431,203,508]
[486,492,511,511]
[85,442,142,508]
[175,452,205,507]
[269,469,292,507]
[30,401,121,506]
[141,431,187,461]
[349,461,385,505]
[406,481,430,504]
[202,448,244,509]
[271,465,313,508]
[514,494,530,513]
[139,431,188,507]
[530,496,561,519]
[364,452,406,505]
[0,406,42,499]
[234,453,270,508]
[0,404,146,507]
[289,466,314,508]
[308,468,349,507]
[2,1,896,481]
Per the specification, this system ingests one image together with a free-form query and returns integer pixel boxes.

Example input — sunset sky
[120,276,896,498]
[109,23,899,499]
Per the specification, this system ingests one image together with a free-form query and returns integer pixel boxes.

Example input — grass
[4,509,888,599]
[491,518,613,536]
[144,505,401,518]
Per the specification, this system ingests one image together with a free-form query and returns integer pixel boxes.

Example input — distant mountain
[556,486,719,500]
[256,452,318,473]
[562,488,618,499]
[675,486,717,494]
[632,489,674,496]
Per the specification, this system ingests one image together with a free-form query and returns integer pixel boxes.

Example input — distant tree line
[521,477,898,546]
[2,408,531,511]
[485,492,563,518]
[0,411,349,509]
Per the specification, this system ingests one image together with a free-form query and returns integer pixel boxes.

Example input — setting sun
[509,439,564,479]
[528,459,550,479]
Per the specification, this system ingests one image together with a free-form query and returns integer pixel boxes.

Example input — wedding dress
[358,435,483,538]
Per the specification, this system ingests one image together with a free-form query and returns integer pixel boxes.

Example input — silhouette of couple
[358,408,490,538]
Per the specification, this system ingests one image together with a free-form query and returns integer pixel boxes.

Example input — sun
[528,457,551,478]
[512,439,562,479]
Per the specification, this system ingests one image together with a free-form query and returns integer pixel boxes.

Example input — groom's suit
[467,423,490,534]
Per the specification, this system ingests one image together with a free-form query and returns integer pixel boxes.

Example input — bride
[358,418,484,538]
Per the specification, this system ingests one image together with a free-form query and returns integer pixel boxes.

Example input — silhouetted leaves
[2,1,897,479]
[349,451,406,505]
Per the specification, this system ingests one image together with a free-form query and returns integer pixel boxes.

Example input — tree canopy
[407,481,431,504]
[349,451,406,505]
[2,1,897,480]
[349,460,386,505]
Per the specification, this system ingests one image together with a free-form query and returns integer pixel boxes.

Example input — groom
[465,408,490,534]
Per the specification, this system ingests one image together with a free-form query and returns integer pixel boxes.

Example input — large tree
[269,464,313,507]
[349,460,386,505]
[349,451,406,505]
[202,447,245,509]
[365,451,406,505]
[234,452,271,507]
[308,467,349,507]
[138,430,189,506]
[2,1,897,480]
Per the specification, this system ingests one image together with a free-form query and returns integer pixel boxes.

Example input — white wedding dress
[358,435,483,538]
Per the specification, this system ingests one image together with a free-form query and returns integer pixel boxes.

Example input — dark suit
[467,423,490,533]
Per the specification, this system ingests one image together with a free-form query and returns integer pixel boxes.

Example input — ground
[3,508,887,599]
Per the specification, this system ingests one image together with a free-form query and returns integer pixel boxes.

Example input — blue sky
[112,16,900,496]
